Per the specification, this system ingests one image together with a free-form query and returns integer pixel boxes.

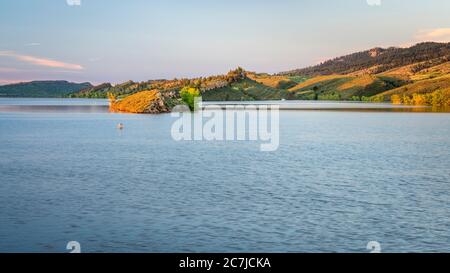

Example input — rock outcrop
[109,90,173,114]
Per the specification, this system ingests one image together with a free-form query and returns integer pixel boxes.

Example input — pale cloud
[0,51,83,70]
[415,28,450,43]
[399,28,450,48]
[25,43,41,46]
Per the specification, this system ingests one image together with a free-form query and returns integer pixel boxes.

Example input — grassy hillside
[373,74,450,100]
[288,75,348,91]
[0,81,92,98]
[247,73,298,89]
[202,78,288,101]
[281,74,406,100]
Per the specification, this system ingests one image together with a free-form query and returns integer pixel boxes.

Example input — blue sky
[1,0,450,84]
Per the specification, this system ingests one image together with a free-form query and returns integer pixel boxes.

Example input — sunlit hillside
[202,77,289,101]
[109,90,179,114]
[270,43,450,102]
[374,74,450,99]
[64,42,450,104]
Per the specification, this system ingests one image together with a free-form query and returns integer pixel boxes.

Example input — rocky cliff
[109,90,176,114]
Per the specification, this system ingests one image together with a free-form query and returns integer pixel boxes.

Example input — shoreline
[1,98,449,113]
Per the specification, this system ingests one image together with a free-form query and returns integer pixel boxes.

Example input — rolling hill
[0,81,92,98]
[281,42,450,77]
[202,77,289,101]
[285,74,408,100]
[373,74,450,99]
[273,42,450,102]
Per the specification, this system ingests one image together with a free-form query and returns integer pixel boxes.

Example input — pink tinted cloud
[415,28,450,43]
[399,28,450,48]
[0,51,83,70]
[0,79,30,85]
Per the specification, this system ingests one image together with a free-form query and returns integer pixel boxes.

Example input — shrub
[107,92,116,103]
[180,86,201,111]
[370,96,385,103]
[412,93,428,105]
[318,93,340,101]
[277,80,297,90]
[395,89,450,106]
[391,94,402,104]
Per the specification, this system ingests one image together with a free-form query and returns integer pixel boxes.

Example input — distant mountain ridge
[0,80,92,98]
[280,42,450,76]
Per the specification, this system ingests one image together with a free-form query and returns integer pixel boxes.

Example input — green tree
[180,86,201,111]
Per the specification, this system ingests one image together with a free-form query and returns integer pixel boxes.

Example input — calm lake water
[1,98,450,253]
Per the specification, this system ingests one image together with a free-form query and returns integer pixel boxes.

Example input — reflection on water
[0,98,109,106]
[0,105,109,113]
[1,98,449,113]
[204,101,450,112]
[0,98,109,113]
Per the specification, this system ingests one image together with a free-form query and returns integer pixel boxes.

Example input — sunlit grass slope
[202,78,289,101]
[110,90,171,113]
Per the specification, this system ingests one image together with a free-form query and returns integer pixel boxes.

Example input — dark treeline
[281,42,450,77]
[0,81,92,98]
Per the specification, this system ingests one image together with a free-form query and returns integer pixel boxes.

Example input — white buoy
[117,123,124,130]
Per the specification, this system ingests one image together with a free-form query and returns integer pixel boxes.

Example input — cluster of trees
[276,79,298,89]
[291,89,381,102]
[281,42,450,76]
[69,82,150,99]
[185,67,246,91]
[225,67,246,83]
[317,93,341,100]
[410,56,449,73]
[180,87,201,111]
[391,89,450,106]
[70,68,248,99]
